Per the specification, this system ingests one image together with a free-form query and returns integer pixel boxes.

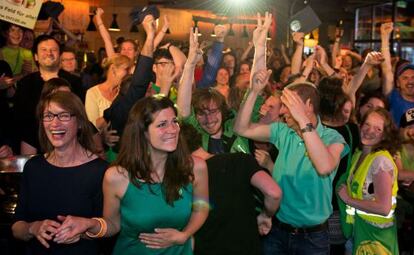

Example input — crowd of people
[1,7,414,255]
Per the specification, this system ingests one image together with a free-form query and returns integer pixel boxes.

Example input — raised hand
[161,15,170,32]
[251,69,272,93]
[139,228,188,249]
[315,45,328,65]
[214,24,228,42]
[95,7,104,17]
[380,22,393,39]
[29,219,61,248]
[252,12,273,47]
[187,27,203,66]
[292,32,304,46]
[364,51,384,66]
[142,15,156,38]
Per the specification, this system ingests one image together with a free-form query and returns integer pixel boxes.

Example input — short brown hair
[285,82,320,115]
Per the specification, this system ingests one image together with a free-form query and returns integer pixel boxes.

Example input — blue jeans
[262,222,330,255]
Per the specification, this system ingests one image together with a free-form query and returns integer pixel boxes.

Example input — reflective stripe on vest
[346,150,398,225]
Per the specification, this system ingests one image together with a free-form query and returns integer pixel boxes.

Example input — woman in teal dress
[52,95,209,254]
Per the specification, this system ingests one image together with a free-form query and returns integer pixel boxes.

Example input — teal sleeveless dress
[112,181,193,255]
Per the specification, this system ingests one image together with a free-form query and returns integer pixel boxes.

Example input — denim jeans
[262,223,330,255]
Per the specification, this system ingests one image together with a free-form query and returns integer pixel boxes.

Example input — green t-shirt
[269,119,349,227]
[1,46,35,75]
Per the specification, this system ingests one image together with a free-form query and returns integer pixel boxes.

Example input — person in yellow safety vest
[337,108,401,255]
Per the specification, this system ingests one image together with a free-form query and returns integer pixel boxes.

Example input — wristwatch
[300,123,315,133]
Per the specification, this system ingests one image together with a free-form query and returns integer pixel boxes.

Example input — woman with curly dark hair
[337,107,400,255]
[51,95,209,255]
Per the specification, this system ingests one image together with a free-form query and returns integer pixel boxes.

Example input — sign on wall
[0,0,43,29]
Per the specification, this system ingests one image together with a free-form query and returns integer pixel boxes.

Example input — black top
[194,153,263,255]
[14,155,108,255]
[326,122,360,210]
[13,70,84,152]
[103,55,153,152]
[0,60,13,146]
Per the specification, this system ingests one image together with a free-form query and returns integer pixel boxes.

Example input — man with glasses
[145,46,185,101]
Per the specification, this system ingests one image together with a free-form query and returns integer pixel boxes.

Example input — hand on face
[280,88,310,126]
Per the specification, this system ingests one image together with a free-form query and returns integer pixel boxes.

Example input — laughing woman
[11,91,108,254]
[53,96,209,255]
[337,108,400,255]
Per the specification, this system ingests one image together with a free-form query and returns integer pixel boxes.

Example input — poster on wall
[0,0,43,29]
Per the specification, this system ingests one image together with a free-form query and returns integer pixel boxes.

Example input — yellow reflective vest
[346,150,398,225]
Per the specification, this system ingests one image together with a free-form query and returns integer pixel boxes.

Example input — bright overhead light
[227,0,249,5]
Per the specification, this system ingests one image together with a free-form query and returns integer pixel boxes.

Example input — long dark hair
[360,108,400,155]
[37,91,96,155]
[114,96,194,204]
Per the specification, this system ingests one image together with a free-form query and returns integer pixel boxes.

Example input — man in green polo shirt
[234,70,349,255]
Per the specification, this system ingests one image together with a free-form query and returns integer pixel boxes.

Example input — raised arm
[154,15,170,49]
[280,44,291,65]
[291,32,304,75]
[240,41,254,62]
[331,27,342,68]
[177,27,203,118]
[380,22,394,96]
[295,53,315,83]
[251,12,272,76]
[234,69,272,142]
[94,8,116,58]
[344,52,384,107]
[315,45,337,77]
[103,15,156,135]
[196,25,227,89]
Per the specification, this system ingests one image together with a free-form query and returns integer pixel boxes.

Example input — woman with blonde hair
[85,53,131,129]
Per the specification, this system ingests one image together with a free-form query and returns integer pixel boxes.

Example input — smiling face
[35,39,60,69]
[360,112,385,147]
[42,102,78,151]
[146,107,180,153]
[216,68,230,86]
[60,51,77,73]
[196,99,223,138]
[120,41,137,61]
[398,69,414,99]
[7,24,23,47]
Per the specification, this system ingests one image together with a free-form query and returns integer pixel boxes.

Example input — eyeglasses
[196,108,220,118]
[42,112,75,122]
[154,61,174,67]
